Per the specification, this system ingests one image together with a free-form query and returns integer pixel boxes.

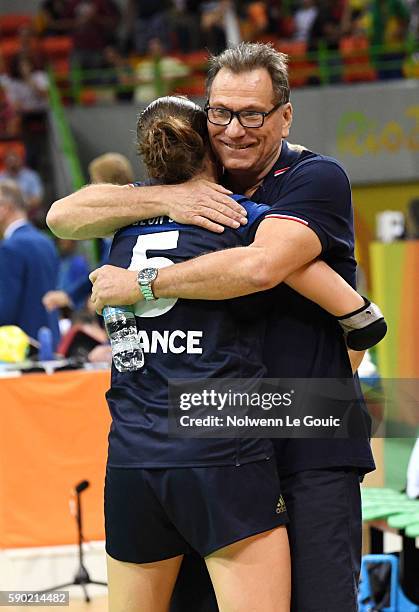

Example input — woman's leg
[205,526,290,612]
[107,553,184,612]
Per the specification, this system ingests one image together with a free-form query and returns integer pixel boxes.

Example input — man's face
[207,68,292,182]
[5,153,22,173]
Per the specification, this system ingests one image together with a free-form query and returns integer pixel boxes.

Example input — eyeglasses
[204,101,283,128]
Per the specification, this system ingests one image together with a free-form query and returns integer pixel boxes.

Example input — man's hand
[166,179,247,233]
[47,181,246,240]
[89,266,142,313]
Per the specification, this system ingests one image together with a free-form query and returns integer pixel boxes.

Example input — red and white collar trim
[274,166,290,176]
[264,213,308,226]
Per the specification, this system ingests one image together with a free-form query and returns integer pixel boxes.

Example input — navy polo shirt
[252,140,375,475]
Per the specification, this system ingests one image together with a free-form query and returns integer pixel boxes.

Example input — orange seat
[174,74,206,97]
[0,38,20,63]
[79,89,97,106]
[0,14,32,37]
[177,50,209,70]
[340,36,377,82]
[41,36,73,58]
[50,57,70,76]
[274,40,317,87]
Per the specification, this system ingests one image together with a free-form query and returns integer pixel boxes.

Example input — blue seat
[359,554,419,611]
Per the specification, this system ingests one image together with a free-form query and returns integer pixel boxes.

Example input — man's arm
[46,181,247,239]
[89,218,322,309]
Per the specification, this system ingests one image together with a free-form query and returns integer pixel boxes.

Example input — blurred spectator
[37,0,71,36]
[102,46,136,102]
[247,2,269,38]
[200,1,241,53]
[0,150,44,218]
[0,56,49,171]
[370,0,409,46]
[64,0,121,74]
[134,38,190,103]
[56,238,90,297]
[124,0,171,55]
[0,56,48,115]
[406,0,419,40]
[42,239,90,322]
[0,84,20,140]
[88,152,134,184]
[341,0,372,37]
[308,0,344,82]
[43,153,134,316]
[0,180,60,348]
[170,0,202,53]
[371,0,409,79]
[265,0,295,38]
[16,25,46,70]
[405,198,419,239]
[293,0,319,41]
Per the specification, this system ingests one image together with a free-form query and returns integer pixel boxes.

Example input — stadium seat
[41,36,73,59]
[0,14,32,37]
[0,38,21,65]
[175,74,206,97]
[176,50,209,71]
[274,40,317,87]
[358,554,419,611]
[340,36,377,83]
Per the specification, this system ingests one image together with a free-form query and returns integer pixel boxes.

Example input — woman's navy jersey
[106,195,273,468]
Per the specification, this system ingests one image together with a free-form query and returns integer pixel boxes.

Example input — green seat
[388,511,419,530]
[405,521,419,538]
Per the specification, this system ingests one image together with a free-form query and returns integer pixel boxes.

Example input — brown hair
[206,42,290,105]
[88,153,134,185]
[137,96,208,184]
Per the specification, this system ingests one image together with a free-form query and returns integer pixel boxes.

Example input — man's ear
[281,103,293,139]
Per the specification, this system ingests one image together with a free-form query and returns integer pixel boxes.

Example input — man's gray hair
[0,180,27,211]
[206,42,290,105]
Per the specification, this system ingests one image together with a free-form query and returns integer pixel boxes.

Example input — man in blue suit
[0,180,60,349]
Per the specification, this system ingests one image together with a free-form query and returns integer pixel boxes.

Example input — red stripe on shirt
[274,166,290,176]
[264,214,309,226]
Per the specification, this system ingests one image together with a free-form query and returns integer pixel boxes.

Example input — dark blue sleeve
[264,158,354,254]
[233,196,270,245]
[67,253,109,307]
[0,243,23,325]
[67,276,92,308]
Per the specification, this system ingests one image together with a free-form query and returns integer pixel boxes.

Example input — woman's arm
[285,259,386,358]
[285,259,363,316]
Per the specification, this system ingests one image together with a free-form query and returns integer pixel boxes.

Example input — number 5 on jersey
[128,230,179,318]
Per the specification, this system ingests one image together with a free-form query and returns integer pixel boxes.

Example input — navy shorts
[105,458,288,564]
[169,467,362,612]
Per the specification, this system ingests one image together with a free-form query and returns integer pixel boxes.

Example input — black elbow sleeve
[337,298,388,351]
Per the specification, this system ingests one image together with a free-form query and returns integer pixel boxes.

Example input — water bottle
[37,326,54,361]
[103,306,144,372]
